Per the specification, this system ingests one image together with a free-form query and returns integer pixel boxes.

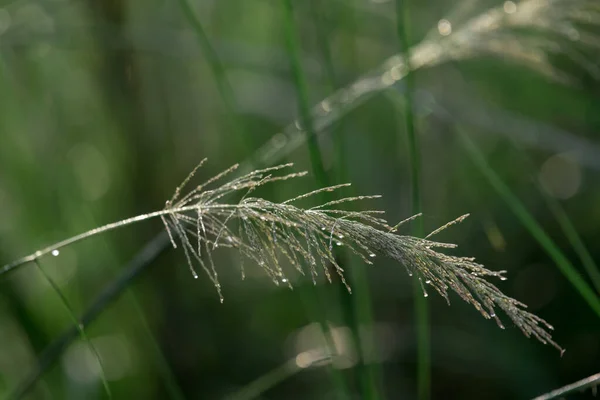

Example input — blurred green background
[0,0,599,399]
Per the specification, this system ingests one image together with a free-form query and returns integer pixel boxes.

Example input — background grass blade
[281,2,352,397]
[32,259,112,400]
[395,1,430,399]
[11,234,170,400]
[458,128,600,318]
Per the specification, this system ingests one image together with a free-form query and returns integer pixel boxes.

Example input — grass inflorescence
[4,160,563,353]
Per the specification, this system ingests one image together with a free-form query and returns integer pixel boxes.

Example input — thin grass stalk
[126,293,187,400]
[458,127,600,318]
[226,359,300,400]
[281,2,351,397]
[543,198,600,295]
[532,372,600,400]
[281,0,329,188]
[175,0,248,145]
[10,234,170,400]
[509,145,600,295]
[32,259,112,399]
[395,1,430,399]
[308,2,382,398]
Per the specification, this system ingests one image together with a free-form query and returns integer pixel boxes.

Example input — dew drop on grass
[336,242,342,246]
[500,276,507,281]
[425,280,431,284]
[338,235,344,239]
[369,253,376,258]
[51,249,60,256]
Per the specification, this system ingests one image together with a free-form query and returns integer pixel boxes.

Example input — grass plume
[3,161,563,352]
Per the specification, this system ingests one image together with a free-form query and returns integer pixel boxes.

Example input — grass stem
[395,1,430,399]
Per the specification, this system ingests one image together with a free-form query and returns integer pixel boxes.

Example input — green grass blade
[281,2,353,398]
[12,234,170,400]
[307,2,382,398]
[543,197,600,294]
[281,0,329,187]
[458,129,600,318]
[226,359,300,400]
[33,259,112,399]
[395,1,430,399]
[176,0,248,145]
[509,142,600,295]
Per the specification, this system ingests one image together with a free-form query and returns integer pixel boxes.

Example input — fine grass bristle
[160,161,562,351]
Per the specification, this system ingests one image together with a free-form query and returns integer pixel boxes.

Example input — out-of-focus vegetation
[0,0,599,399]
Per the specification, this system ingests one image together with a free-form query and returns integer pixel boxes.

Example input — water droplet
[490,312,496,318]
[437,19,452,36]
[336,242,342,246]
[51,249,60,256]
[321,227,326,230]
[232,185,238,190]
[338,235,344,239]
[503,1,517,14]
[282,278,288,283]
[423,292,429,298]
[408,272,413,277]
[214,243,219,248]
[369,253,376,258]
[500,276,507,281]
[425,280,431,284]
[220,298,224,304]
[194,275,199,279]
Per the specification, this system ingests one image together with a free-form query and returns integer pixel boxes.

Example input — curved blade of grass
[11,233,170,400]
[226,358,301,400]
[532,372,600,400]
[32,259,112,399]
[542,197,600,295]
[509,145,600,295]
[395,1,430,398]
[458,128,600,318]
[176,0,250,149]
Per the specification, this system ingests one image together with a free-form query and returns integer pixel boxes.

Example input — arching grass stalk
[395,0,430,398]
[32,259,112,399]
[457,128,600,318]
[3,161,564,355]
